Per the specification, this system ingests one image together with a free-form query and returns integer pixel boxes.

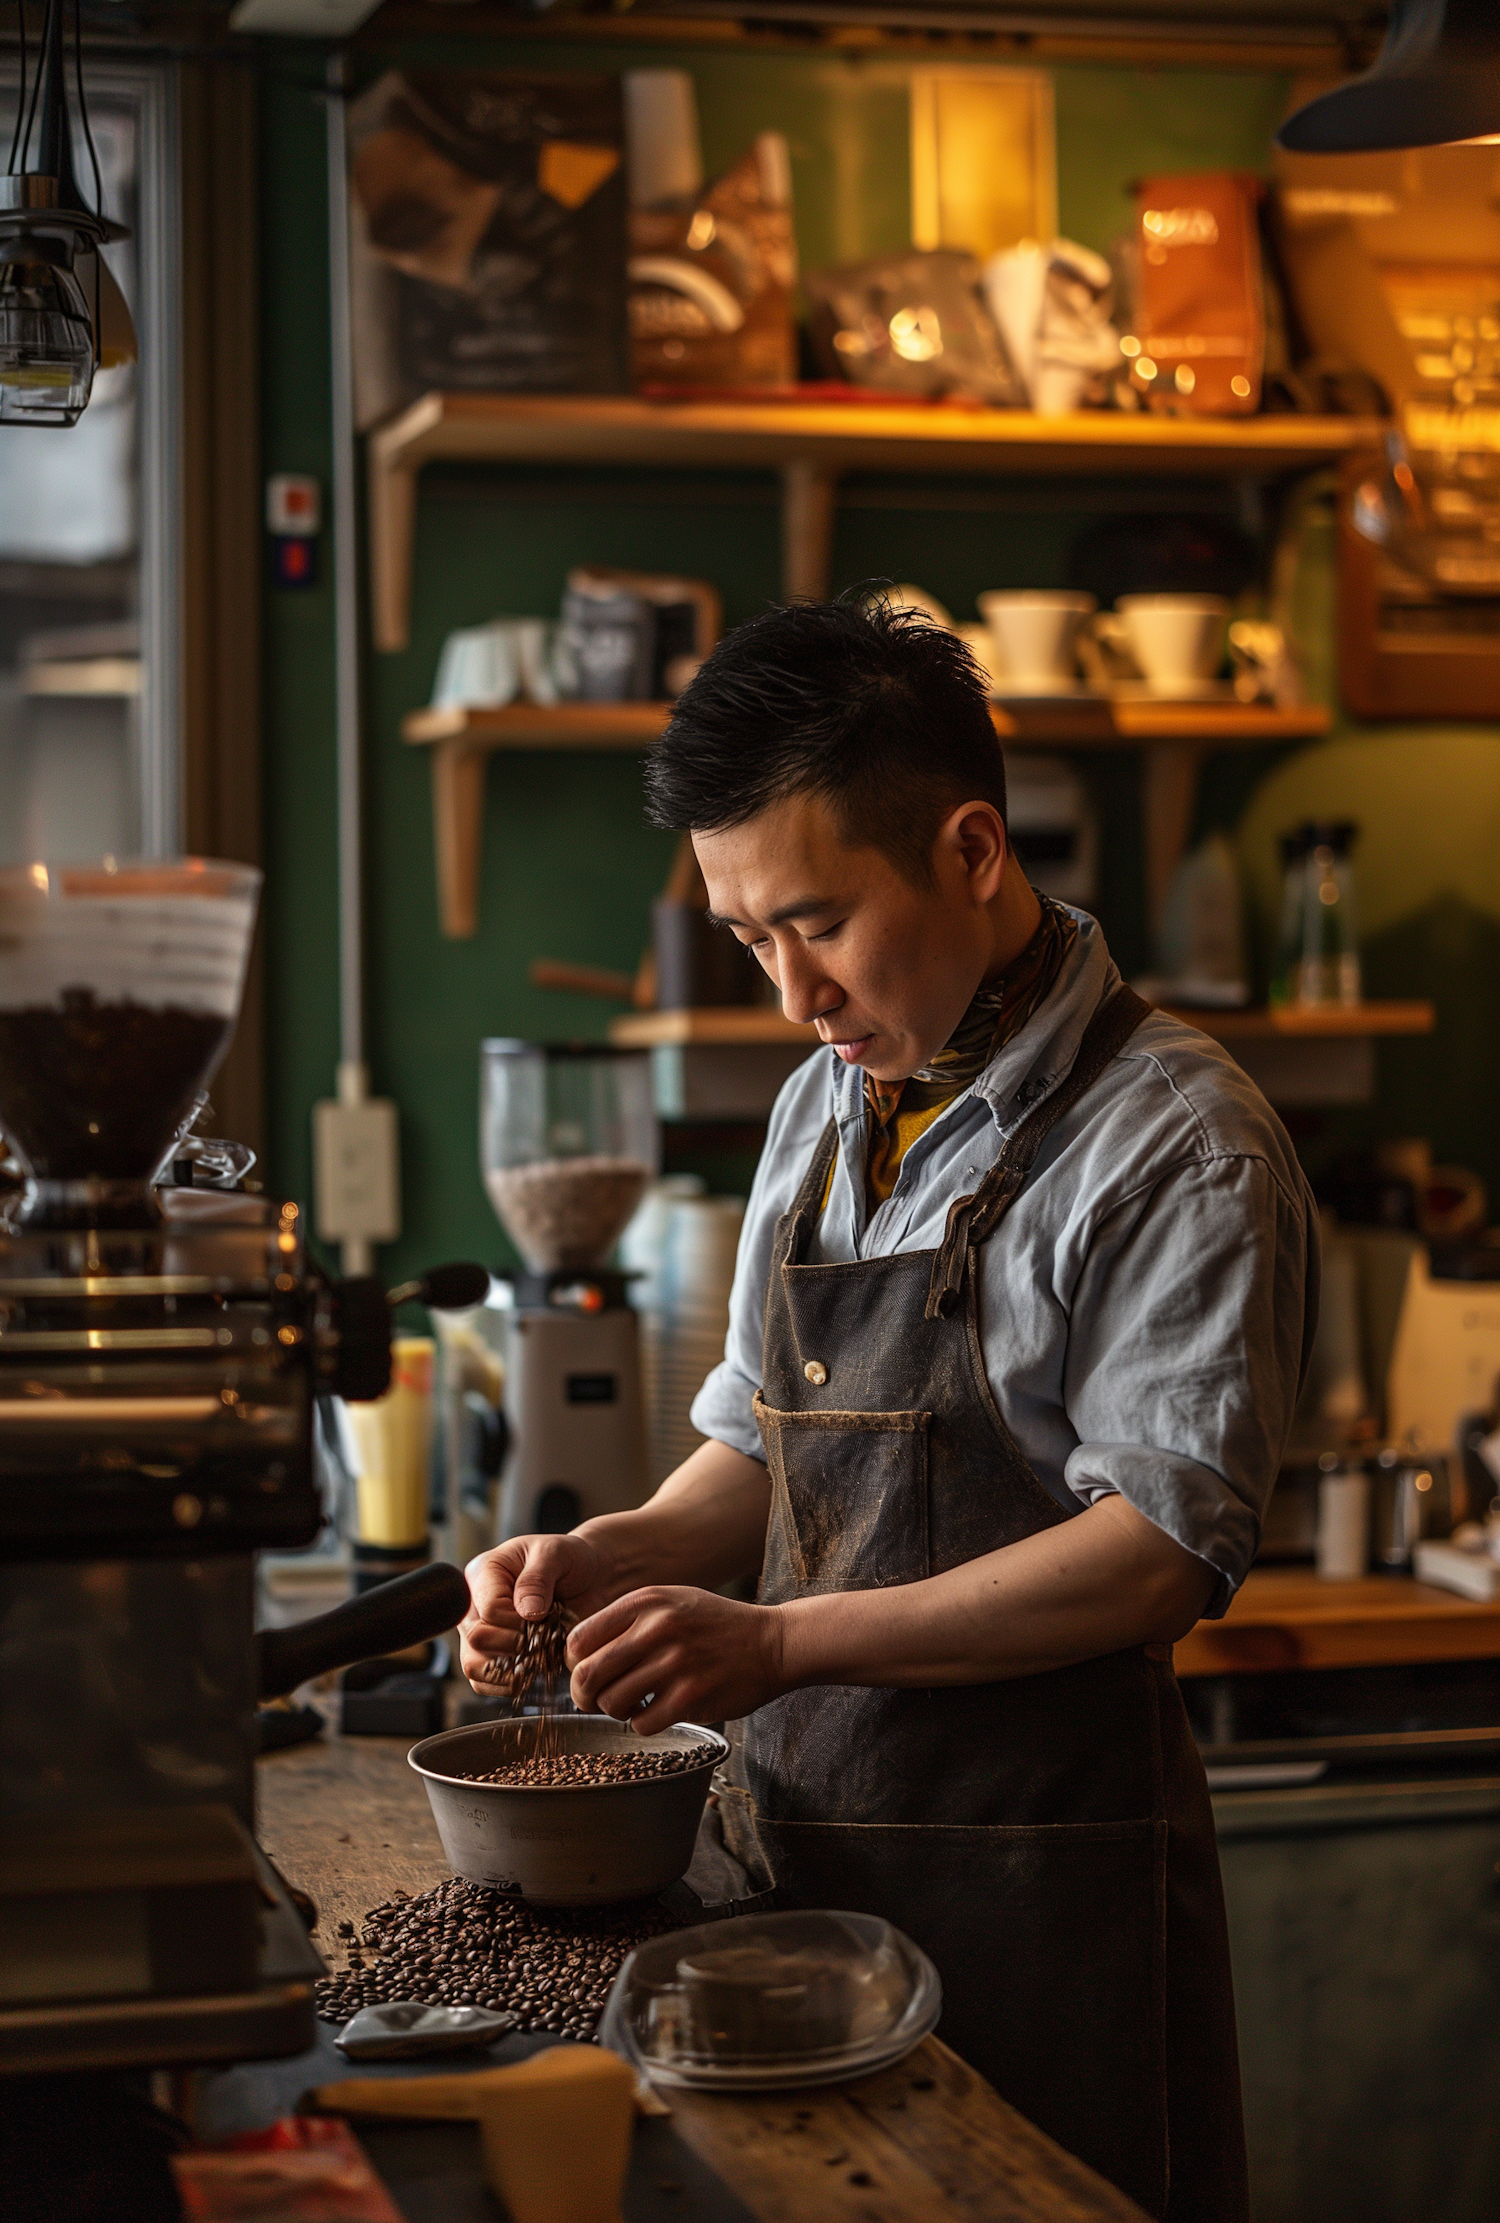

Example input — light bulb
[0,234,95,426]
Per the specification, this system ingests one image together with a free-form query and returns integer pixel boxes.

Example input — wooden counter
[257,1726,1148,2222]
[1174,1565,1500,1678]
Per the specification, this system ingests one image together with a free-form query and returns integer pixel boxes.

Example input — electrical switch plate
[266,474,320,536]
[313,1096,401,1245]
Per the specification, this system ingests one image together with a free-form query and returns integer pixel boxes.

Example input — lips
[825,1035,874,1063]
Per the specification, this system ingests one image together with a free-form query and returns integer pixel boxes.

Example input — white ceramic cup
[1115,595,1230,693]
[977,591,1096,693]
[431,620,520,710]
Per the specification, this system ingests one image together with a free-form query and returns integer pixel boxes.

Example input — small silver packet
[335,2000,518,2061]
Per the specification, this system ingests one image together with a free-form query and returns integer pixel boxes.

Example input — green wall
[259,44,1500,1278]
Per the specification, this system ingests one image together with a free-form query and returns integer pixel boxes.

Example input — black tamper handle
[386,1262,492,1313]
[258,1562,472,1699]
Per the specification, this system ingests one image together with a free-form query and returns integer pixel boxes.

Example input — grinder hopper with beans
[480,1038,661,1543]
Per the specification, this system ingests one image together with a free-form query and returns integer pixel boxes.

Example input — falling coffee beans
[315,1875,682,2040]
[461,1747,701,1789]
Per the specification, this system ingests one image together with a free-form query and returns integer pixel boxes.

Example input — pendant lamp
[1278,0,1500,154]
[0,0,134,425]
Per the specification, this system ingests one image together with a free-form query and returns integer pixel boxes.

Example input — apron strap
[779,1117,841,1271]
[925,984,1152,1321]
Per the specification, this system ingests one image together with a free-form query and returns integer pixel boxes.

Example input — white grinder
[480,1040,658,1538]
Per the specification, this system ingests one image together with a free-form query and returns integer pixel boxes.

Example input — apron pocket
[754,1396,931,1594]
[753,1812,1169,2221]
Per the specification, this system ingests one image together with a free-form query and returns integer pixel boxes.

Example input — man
[461,598,1318,2221]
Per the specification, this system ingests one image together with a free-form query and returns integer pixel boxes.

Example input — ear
[937,801,1008,905]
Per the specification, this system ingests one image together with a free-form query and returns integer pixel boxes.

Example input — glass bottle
[1297,820,1361,1009]
[1270,823,1312,1007]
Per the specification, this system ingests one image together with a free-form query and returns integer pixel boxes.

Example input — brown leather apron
[717,986,1249,2222]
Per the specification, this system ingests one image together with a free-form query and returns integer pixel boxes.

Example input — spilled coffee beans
[315,1876,681,2039]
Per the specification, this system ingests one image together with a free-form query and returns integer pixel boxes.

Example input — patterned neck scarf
[863,897,1078,1209]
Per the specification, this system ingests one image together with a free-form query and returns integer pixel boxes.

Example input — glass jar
[479,1040,659,1273]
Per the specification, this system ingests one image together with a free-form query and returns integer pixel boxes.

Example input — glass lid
[598,1908,941,2091]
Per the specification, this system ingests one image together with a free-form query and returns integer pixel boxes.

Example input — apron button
[803,1360,828,1386]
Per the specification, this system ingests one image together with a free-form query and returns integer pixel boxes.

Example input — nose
[777,942,842,1029]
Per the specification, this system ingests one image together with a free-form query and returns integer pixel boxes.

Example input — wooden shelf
[402,698,1331,936]
[369,390,1384,651]
[606,1002,1433,1054]
[1162,1001,1434,1041]
[994,700,1329,746]
[610,1007,812,1048]
[1175,1567,1500,1678]
[403,700,668,748]
[403,698,1330,750]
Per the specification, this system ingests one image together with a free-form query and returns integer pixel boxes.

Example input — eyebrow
[706,896,841,931]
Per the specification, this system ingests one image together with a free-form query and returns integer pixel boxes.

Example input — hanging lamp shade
[1277,0,1500,154]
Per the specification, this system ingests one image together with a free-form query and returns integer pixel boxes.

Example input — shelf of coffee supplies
[369,391,1386,654]
[402,698,1330,937]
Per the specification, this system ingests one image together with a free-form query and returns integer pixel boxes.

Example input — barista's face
[694,791,1009,1085]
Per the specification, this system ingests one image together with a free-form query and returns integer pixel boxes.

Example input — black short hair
[643,595,1006,884]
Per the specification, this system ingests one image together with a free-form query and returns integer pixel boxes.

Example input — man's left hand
[566,1586,785,1733]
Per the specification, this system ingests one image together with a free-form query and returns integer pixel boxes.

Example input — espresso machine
[480,1040,656,1539]
[0,861,474,2080]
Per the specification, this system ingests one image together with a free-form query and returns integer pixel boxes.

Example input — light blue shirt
[690,910,1319,1615]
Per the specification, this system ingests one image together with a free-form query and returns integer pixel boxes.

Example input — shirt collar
[828,907,1120,1137]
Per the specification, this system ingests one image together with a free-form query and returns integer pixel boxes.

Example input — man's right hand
[459,1533,612,1694]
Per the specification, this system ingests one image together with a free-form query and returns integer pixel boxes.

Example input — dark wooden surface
[256,1723,1150,2221]
[1174,1566,1500,1678]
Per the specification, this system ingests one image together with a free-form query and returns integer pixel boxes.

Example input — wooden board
[400,698,1330,751]
[257,1720,453,1941]
[372,391,1382,483]
[610,1008,813,1048]
[666,2038,1150,2223]
[255,1723,1149,2222]
[1174,1566,1500,1678]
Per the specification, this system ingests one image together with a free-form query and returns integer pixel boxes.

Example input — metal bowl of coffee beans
[409,1716,729,1907]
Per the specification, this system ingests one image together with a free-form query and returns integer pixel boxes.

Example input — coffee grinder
[0,861,475,2077]
[480,1040,657,1538]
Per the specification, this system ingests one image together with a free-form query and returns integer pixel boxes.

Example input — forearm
[777,1495,1217,1691]
[574,1438,771,1600]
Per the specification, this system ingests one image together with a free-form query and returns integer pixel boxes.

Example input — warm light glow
[26,863,48,892]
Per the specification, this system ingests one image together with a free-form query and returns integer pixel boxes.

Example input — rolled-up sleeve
[1061,1151,1318,1616]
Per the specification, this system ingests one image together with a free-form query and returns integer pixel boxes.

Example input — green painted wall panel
[259,47,1500,1274]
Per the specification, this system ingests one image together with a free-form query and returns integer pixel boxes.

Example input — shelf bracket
[430,741,488,937]
[781,461,837,600]
[369,438,422,655]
